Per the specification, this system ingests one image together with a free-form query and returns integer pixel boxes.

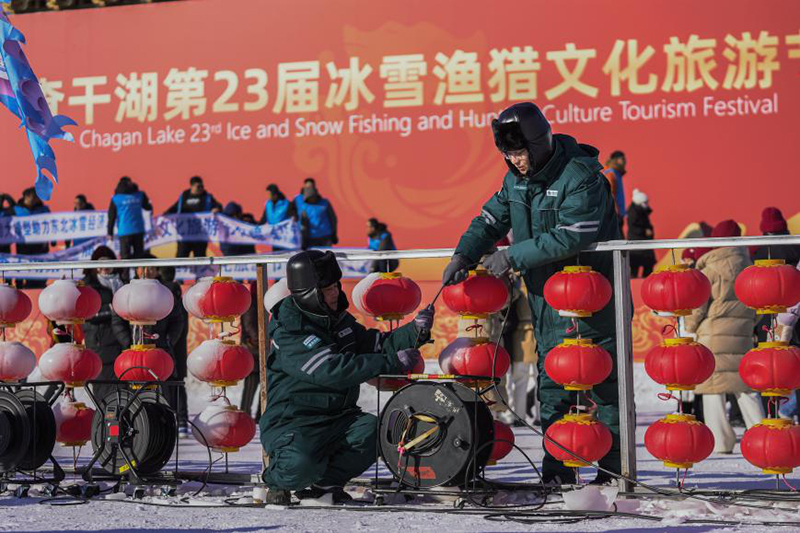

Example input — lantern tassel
[783,475,797,492]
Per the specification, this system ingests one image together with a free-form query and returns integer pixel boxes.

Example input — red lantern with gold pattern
[645,337,716,391]
[352,272,422,321]
[438,337,511,378]
[739,341,800,397]
[442,270,508,319]
[183,276,252,323]
[644,414,715,469]
[741,418,800,475]
[115,344,174,382]
[544,413,612,467]
[544,266,612,317]
[0,283,32,328]
[641,264,711,316]
[38,343,102,387]
[735,259,800,314]
[53,400,95,447]
[192,404,256,453]
[545,338,613,391]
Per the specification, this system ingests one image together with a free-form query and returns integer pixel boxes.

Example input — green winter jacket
[455,134,622,353]
[260,296,422,451]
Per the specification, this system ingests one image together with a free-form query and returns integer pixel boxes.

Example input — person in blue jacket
[261,184,295,252]
[294,178,338,249]
[366,218,399,273]
[14,187,51,288]
[164,176,222,258]
[107,176,152,259]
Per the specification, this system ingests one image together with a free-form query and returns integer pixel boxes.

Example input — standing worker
[107,176,152,259]
[164,176,222,258]
[443,102,622,485]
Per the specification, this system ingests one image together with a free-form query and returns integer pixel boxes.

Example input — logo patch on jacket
[337,327,353,338]
[546,189,558,197]
[303,335,322,349]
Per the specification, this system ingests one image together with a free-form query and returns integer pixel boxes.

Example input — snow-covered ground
[4,364,800,532]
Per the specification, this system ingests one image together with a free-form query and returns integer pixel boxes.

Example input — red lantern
[115,344,174,382]
[645,337,716,391]
[489,421,515,463]
[368,353,425,391]
[641,264,711,316]
[544,266,612,317]
[741,418,800,475]
[442,270,508,319]
[53,400,95,447]
[187,339,254,387]
[352,272,422,321]
[544,413,612,467]
[644,414,715,469]
[183,276,251,323]
[438,337,511,378]
[545,338,613,391]
[38,280,101,325]
[0,284,32,328]
[192,404,256,453]
[0,341,36,382]
[735,259,800,314]
[38,343,102,387]
[739,341,800,397]
[113,278,175,325]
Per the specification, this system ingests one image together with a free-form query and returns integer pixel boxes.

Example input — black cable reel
[379,381,495,488]
[0,389,56,474]
[91,389,176,476]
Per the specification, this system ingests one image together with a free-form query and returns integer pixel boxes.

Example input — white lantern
[0,341,36,381]
[112,279,174,325]
[38,279,101,325]
[187,339,254,387]
[264,278,291,313]
[38,343,102,387]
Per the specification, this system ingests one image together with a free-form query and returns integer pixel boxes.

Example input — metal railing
[2,233,798,492]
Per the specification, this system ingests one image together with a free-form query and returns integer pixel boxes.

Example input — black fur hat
[491,102,554,176]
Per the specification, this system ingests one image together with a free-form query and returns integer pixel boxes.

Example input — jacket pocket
[294,393,345,413]
[536,208,559,234]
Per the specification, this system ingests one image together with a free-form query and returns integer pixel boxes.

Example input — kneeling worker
[261,250,433,502]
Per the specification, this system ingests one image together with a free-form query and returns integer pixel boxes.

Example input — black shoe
[295,485,353,504]
[541,474,576,487]
[589,473,619,486]
[264,489,291,505]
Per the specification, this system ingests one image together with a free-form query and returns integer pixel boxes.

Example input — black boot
[295,485,353,504]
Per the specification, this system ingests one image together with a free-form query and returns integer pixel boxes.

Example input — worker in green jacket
[443,102,623,485]
[261,250,434,503]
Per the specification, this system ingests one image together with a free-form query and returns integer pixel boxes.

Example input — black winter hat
[287,250,344,316]
[492,102,554,176]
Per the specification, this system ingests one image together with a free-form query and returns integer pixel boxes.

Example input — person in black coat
[82,246,127,404]
[626,188,657,278]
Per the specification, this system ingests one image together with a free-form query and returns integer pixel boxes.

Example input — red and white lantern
[641,264,711,317]
[0,341,36,382]
[192,403,256,453]
[544,266,612,318]
[739,341,800,397]
[188,339,254,387]
[115,344,174,382]
[38,343,102,387]
[545,338,613,391]
[442,270,508,319]
[0,283,32,328]
[544,413,612,468]
[265,278,290,314]
[735,259,800,314]
[53,400,95,447]
[438,337,511,378]
[352,272,422,321]
[183,276,251,323]
[489,420,515,463]
[38,279,101,325]
[645,337,716,391]
[112,278,174,326]
[741,418,800,475]
[644,414,715,469]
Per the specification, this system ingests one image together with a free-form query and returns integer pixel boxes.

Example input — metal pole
[256,264,270,469]
[613,249,636,494]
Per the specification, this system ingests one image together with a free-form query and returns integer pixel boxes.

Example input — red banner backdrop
[0,0,797,251]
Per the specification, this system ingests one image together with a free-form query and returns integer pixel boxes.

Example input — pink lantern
[38,280,101,325]
[0,283,32,328]
[53,400,95,447]
[183,277,251,323]
[0,341,36,382]
[192,403,256,453]
[187,339,254,387]
[38,343,102,387]
[112,279,174,326]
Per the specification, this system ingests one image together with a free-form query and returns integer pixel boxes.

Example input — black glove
[482,249,512,277]
[414,305,435,332]
[442,254,471,286]
[396,348,423,373]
